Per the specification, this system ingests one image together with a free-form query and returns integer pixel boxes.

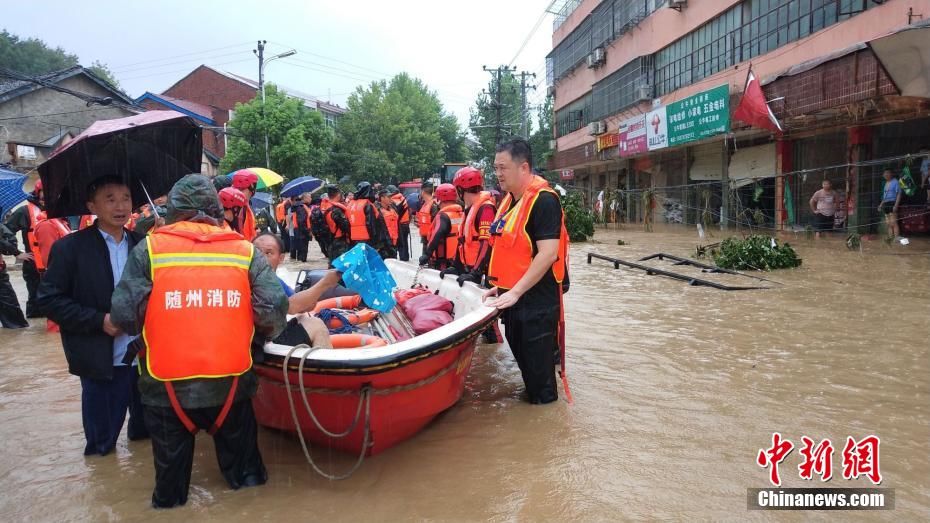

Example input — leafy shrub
[561,191,595,242]
[711,235,802,271]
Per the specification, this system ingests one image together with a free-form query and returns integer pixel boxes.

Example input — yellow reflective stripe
[151,251,251,269]
[151,252,251,261]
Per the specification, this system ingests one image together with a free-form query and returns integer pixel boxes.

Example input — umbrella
[38,110,201,218]
[251,191,273,210]
[0,168,29,218]
[330,243,397,313]
[225,167,284,190]
[280,175,323,198]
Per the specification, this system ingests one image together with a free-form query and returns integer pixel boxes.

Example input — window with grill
[555,93,593,138]
[592,56,654,120]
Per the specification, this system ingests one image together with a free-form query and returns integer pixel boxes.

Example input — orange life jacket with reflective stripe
[25,202,42,259]
[382,206,399,244]
[237,205,256,241]
[142,221,254,382]
[321,200,348,239]
[487,176,569,291]
[34,216,71,269]
[348,199,378,242]
[79,215,95,230]
[275,201,287,223]
[428,204,463,261]
[391,193,410,224]
[416,198,437,238]
[459,191,494,269]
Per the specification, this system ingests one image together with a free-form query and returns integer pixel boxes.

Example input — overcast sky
[5,0,555,135]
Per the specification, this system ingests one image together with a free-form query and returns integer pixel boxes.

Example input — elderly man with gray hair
[111,174,288,509]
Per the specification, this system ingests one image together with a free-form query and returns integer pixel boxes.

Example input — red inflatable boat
[252,260,498,464]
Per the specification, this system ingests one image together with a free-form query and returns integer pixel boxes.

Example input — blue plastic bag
[331,243,397,313]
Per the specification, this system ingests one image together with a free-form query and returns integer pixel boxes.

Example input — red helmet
[434,183,458,203]
[452,166,483,191]
[219,187,248,209]
[232,171,258,189]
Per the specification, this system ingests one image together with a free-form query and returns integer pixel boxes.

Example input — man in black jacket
[0,223,29,328]
[37,175,148,456]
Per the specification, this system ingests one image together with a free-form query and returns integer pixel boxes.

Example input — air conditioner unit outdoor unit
[668,0,687,11]
[549,139,557,150]
[593,47,606,65]
[547,85,556,97]
[635,84,654,101]
[586,54,596,69]
[587,122,601,135]
[598,121,607,134]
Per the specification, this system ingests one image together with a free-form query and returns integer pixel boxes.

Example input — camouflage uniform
[111,175,288,409]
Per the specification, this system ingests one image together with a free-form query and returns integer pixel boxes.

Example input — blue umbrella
[0,168,28,218]
[330,244,397,313]
[280,176,323,198]
[251,191,273,210]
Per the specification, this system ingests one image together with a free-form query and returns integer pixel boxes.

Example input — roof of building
[0,65,134,106]
[133,91,215,124]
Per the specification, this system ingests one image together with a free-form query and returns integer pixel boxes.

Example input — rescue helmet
[434,183,458,203]
[218,187,248,209]
[232,171,258,189]
[452,166,483,191]
[355,181,372,200]
[386,184,399,195]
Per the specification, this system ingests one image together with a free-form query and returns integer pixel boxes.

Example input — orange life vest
[237,205,256,242]
[391,193,410,224]
[275,201,287,223]
[33,217,71,270]
[487,176,569,291]
[142,221,254,381]
[321,200,348,239]
[78,215,95,230]
[382,206,399,244]
[348,199,379,242]
[416,198,436,238]
[25,202,42,260]
[459,191,494,269]
[428,204,463,262]
[289,203,311,230]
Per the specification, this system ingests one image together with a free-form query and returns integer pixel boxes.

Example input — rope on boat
[283,344,372,481]
[316,308,356,334]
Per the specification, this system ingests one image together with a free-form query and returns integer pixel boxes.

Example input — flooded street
[1,227,928,522]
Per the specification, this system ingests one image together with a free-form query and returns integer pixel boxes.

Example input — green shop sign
[665,84,730,147]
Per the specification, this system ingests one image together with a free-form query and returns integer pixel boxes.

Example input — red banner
[596,133,620,152]
[560,169,575,181]
[618,115,647,157]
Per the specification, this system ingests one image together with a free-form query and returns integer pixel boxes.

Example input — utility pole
[516,71,537,138]
[482,65,517,145]
[254,40,269,169]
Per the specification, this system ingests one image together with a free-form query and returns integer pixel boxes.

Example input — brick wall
[162,66,258,158]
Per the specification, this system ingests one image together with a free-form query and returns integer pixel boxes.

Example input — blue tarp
[0,168,28,218]
[330,243,397,313]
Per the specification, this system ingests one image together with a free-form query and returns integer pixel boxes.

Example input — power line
[509,1,557,67]
[109,41,253,70]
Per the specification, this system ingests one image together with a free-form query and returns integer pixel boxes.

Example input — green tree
[528,94,554,171]
[468,68,524,166]
[0,30,121,88]
[333,73,465,184]
[220,84,333,181]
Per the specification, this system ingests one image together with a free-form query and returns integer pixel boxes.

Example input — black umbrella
[38,110,202,218]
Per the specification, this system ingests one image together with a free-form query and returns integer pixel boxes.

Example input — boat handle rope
[283,344,372,481]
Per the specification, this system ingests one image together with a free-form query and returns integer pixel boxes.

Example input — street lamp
[254,44,297,168]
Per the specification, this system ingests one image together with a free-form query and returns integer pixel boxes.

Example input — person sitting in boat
[252,232,342,349]
[441,166,497,287]
[110,174,289,508]
[219,187,249,233]
[419,183,463,271]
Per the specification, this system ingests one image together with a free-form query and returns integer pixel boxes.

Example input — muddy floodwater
[1,226,928,522]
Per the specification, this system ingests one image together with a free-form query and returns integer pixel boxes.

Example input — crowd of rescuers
[10,138,567,508]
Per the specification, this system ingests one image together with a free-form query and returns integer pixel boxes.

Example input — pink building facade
[548,0,930,234]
